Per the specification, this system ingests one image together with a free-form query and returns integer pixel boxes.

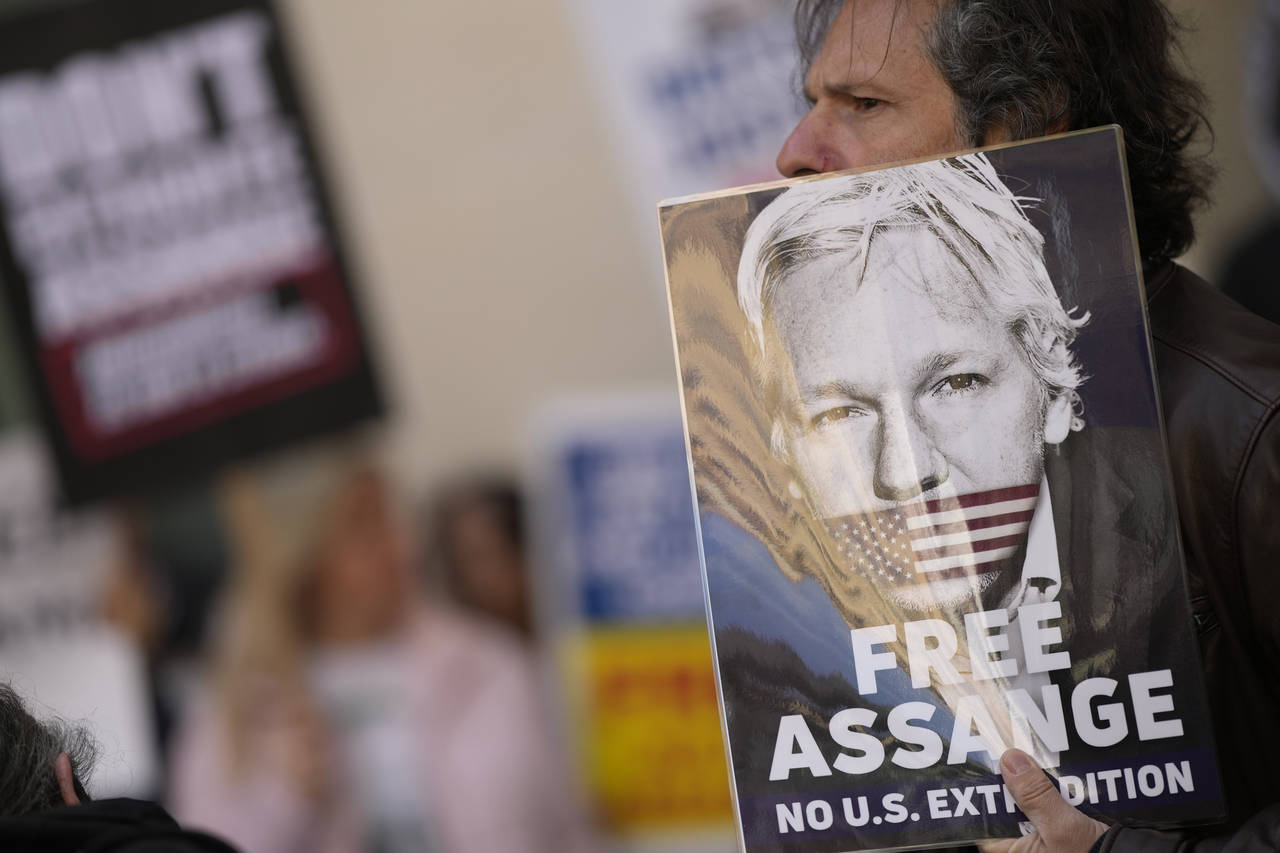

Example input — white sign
[0,431,157,798]
[567,0,804,263]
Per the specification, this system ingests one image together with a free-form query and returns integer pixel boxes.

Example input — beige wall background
[277,0,679,489]
[272,0,1272,491]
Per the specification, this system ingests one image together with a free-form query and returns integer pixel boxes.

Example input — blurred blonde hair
[209,450,389,770]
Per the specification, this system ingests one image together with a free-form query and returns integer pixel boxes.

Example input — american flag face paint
[823,483,1039,593]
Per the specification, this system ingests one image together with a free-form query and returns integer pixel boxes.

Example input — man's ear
[982,123,1012,146]
[1044,393,1073,445]
[54,752,80,806]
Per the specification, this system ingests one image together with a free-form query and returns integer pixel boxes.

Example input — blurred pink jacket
[169,606,596,853]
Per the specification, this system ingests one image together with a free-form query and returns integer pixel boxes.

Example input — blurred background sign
[0,0,381,505]
[565,0,804,267]
[529,392,735,852]
[0,430,157,797]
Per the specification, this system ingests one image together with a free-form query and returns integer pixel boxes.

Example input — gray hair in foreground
[737,153,1088,433]
[0,683,95,816]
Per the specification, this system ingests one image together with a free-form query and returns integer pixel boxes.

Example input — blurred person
[168,465,595,853]
[1219,0,1280,323]
[1220,216,1280,324]
[775,1,1280,850]
[101,508,163,659]
[425,477,532,637]
[0,682,235,852]
[101,491,231,790]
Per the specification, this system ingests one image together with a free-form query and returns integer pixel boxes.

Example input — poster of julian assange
[659,128,1223,852]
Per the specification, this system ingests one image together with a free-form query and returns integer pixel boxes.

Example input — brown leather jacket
[1096,263,1280,851]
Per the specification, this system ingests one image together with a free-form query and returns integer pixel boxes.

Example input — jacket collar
[1143,259,1176,302]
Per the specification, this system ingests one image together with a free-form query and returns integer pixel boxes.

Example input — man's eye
[853,97,883,111]
[937,373,987,393]
[811,406,864,428]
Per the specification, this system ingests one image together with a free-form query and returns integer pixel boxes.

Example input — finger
[978,826,1040,853]
[1000,749,1105,851]
[1001,749,1067,824]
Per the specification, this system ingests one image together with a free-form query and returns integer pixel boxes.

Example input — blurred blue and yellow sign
[528,392,734,845]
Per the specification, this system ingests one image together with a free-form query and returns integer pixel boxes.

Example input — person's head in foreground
[781,0,1210,267]
[738,153,1087,612]
[0,683,240,852]
[0,683,92,815]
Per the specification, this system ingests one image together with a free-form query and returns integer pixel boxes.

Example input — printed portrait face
[765,229,1073,611]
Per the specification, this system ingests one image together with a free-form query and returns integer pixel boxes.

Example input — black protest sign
[0,0,383,504]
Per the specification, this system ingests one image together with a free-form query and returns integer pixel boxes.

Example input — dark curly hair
[0,683,94,815]
[793,0,1214,266]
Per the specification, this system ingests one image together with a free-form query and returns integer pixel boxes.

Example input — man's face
[767,231,1069,610]
[777,0,972,177]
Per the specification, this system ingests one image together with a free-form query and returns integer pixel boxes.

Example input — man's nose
[872,405,948,502]
[776,108,842,177]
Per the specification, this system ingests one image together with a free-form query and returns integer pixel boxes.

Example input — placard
[528,394,735,846]
[660,129,1223,851]
[0,0,381,504]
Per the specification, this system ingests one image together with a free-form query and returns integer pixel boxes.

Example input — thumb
[1000,749,1106,852]
[1001,749,1063,820]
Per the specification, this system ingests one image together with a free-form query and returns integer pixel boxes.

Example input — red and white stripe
[903,484,1039,579]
